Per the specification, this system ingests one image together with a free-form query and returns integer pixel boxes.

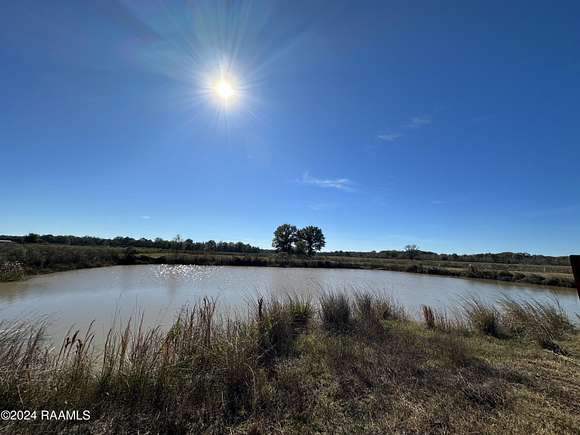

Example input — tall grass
[0,293,576,433]
[498,297,574,351]
[421,305,466,332]
[256,295,313,364]
[320,292,352,332]
[462,299,501,337]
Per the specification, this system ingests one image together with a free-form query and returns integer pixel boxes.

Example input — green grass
[0,292,578,434]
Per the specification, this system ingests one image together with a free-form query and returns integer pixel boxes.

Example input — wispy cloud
[377,132,403,142]
[405,115,432,129]
[377,114,433,144]
[140,215,151,220]
[298,172,355,192]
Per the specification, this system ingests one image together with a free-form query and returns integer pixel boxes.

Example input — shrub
[496,270,514,281]
[523,274,546,285]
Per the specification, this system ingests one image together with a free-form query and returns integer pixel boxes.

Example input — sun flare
[214,79,235,101]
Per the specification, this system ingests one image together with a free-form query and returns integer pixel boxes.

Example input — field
[0,293,578,434]
[0,243,576,288]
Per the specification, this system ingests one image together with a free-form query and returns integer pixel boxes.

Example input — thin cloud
[377,114,433,143]
[405,116,432,129]
[377,132,403,142]
[298,172,355,192]
[140,215,152,220]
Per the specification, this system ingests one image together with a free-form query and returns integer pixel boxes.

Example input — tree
[272,224,298,254]
[404,244,419,260]
[294,239,308,256]
[24,233,40,243]
[297,226,326,256]
[172,234,183,252]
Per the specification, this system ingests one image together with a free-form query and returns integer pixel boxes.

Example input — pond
[0,265,578,344]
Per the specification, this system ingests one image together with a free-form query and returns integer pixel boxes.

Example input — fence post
[570,255,580,299]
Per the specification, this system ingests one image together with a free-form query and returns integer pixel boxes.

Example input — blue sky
[1,1,579,255]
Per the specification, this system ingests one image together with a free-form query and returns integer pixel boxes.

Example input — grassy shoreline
[1,243,576,289]
[0,293,578,434]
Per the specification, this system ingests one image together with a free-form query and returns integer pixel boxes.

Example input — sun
[213,78,236,102]
[204,66,243,110]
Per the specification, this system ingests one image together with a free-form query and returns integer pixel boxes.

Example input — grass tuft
[319,292,352,332]
[499,297,574,351]
[462,299,500,337]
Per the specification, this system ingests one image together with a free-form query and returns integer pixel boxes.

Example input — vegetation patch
[0,293,577,434]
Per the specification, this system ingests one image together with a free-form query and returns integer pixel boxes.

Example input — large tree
[272,224,298,254]
[297,226,326,256]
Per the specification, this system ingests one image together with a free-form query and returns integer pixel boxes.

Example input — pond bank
[1,243,576,289]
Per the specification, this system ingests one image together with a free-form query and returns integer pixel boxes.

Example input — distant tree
[206,240,217,252]
[24,233,40,243]
[297,226,326,256]
[404,244,419,260]
[172,234,183,252]
[272,224,298,254]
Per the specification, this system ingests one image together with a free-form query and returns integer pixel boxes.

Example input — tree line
[0,233,260,254]
[325,246,570,266]
[1,233,570,266]
[272,224,326,256]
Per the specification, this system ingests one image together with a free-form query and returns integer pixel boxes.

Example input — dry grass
[421,305,466,333]
[462,298,501,337]
[320,292,352,332]
[0,293,578,434]
[498,297,574,352]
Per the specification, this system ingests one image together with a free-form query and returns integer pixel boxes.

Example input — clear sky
[1,1,579,255]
